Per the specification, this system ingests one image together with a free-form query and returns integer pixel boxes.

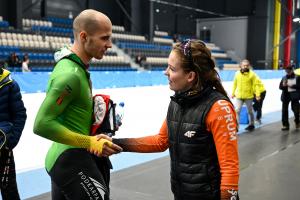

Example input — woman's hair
[23,54,29,62]
[172,39,228,97]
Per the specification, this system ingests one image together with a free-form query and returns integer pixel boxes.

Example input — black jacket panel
[167,87,228,200]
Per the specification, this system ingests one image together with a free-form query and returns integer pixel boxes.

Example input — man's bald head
[240,59,249,65]
[240,59,250,67]
[73,9,111,39]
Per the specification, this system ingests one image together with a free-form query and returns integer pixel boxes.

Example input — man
[253,76,266,124]
[33,9,122,200]
[232,59,258,131]
[0,64,27,200]
[279,65,300,131]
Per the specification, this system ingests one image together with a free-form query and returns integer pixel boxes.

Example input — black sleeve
[6,81,27,149]
[279,76,288,91]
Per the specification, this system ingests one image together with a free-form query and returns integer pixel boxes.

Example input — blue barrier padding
[17,168,50,200]
[239,106,249,124]
[10,70,285,93]
[12,72,51,93]
[218,70,285,82]
[297,30,300,67]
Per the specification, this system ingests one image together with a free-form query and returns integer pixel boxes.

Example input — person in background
[113,39,239,200]
[294,66,300,76]
[172,34,179,43]
[232,59,258,131]
[6,52,21,72]
[279,65,300,131]
[135,52,146,65]
[21,54,31,72]
[33,9,122,200]
[0,63,27,200]
[253,76,266,124]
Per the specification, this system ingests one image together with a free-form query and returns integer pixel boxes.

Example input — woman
[21,54,31,72]
[113,40,239,200]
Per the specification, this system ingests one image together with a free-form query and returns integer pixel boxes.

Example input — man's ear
[79,31,87,42]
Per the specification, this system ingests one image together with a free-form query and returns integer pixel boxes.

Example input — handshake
[88,134,122,157]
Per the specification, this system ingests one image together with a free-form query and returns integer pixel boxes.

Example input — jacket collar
[54,46,90,80]
[0,69,12,89]
[171,87,213,106]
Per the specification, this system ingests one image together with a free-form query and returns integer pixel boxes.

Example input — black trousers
[253,91,266,120]
[0,148,20,200]
[282,99,300,127]
[49,148,112,200]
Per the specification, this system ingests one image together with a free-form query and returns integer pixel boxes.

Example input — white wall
[196,16,248,60]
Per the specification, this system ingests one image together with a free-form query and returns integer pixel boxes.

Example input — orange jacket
[116,99,239,191]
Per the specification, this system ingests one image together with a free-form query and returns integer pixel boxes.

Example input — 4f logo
[184,131,196,138]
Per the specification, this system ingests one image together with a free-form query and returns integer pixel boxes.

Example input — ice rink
[3,70,290,199]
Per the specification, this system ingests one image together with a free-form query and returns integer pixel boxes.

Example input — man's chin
[94,55,104,60]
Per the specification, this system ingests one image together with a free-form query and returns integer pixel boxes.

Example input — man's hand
[256,95,261,101]
[89,134,122,157]
[96,134,123,157]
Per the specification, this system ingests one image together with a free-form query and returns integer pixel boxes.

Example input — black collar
[171,87,213,106]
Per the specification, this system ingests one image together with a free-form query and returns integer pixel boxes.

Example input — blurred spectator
[232,59,259,131]
[279,65,300,131]
[6,53,21,72]
[172,34,179,43]
[21,54,31,72]
[253,76,266,124]
[135,53,146,65]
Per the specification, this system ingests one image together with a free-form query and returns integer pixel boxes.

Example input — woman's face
[164,51,195,92]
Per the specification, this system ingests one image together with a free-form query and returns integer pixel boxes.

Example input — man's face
[240,61,250,71]
[83,22,112,60]
[285,68,293,75]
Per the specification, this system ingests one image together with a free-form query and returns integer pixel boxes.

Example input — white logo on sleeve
[184,131,196,138]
